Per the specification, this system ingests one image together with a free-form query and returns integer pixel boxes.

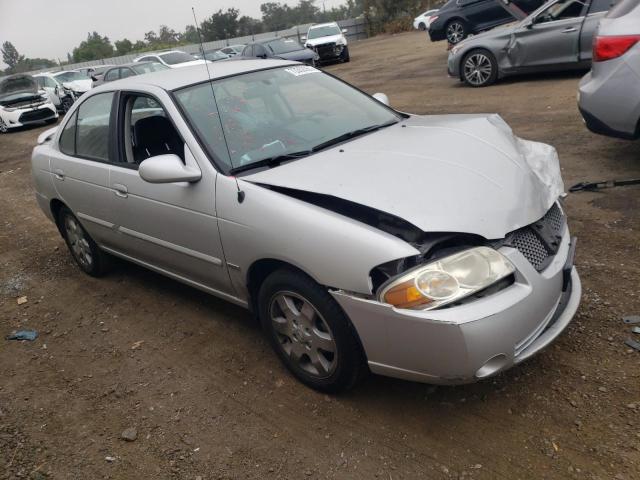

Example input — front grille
[314,42,338,59]
[19,108,54,123]
[506,203,565,271]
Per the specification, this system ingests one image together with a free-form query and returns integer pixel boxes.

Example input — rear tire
[258,268,366,393]
[58,207,110,277]
[446,19,468,44]
[0,117,8,133]
[419,22,427,31]
[461,49,498,87]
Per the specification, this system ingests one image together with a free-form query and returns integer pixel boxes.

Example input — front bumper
[0,104,57,129]
[331,229,581,385]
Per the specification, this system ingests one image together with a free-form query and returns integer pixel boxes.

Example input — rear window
[606,0,638,17]
[159,52,196,65]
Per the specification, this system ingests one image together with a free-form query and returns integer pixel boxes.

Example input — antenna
[191,7,245,203]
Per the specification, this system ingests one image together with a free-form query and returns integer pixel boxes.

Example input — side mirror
[139,154,201,184]
[372,93,390,106]
[301,36,307,42]
[342,28,348,34]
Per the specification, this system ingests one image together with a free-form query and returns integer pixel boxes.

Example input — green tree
[2,41,23,70]
[114,39,133,55]
[72,32,114,62]
[200,8,241,41]
[158,25,180,44]
[181,25,201,44]
[260,2,293,31]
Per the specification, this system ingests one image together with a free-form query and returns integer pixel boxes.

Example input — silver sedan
[448,0,611,87]
[31,59,581,392]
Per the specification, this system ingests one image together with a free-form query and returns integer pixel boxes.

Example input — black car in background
[429,0,546,44]
[241,38,319,65]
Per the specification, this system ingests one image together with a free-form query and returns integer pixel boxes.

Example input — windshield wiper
[311,120,399,153]
[229,150,313,175]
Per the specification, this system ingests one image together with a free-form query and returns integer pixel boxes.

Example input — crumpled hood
[0,74,38,100]
[306,34,344,47]
[63,79,92,93]
[245,114,564,240]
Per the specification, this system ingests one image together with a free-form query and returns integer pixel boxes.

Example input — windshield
[54,71,86,82]
[266,39,303,54]
[174,66,399,173]
[308,25,341,39]
[132,62,169,74]
[204,50,228,61]
[159,51,197,65]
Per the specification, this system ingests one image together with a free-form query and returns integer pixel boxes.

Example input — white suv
[303,22,350,63]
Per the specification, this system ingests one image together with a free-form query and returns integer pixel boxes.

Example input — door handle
[53,168,65,181]
[113,183,128,198]
[562,27,577,33]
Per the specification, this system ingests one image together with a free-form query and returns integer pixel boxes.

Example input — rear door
[579,0,613,60]
[512,0,589,69]
[49,92,118,246]
[107,92,234,296]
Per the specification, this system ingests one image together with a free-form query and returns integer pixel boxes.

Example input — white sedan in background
[134,50,209,69]
[414,9,439,30]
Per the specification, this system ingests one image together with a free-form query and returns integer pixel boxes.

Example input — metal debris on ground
[569,178,640,193]
[622,315,640,325]
[625,338,640,352]
[6,330,38,341]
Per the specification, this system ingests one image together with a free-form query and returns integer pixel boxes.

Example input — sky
[0,0,345,68]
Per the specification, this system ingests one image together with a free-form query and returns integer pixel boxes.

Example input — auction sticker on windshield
[284,66,320,77]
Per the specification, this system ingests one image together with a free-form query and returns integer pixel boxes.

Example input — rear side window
[589,0,615,13]
[75,92,114,162]
[59,111,77,156]
[606,0,637,17]
[104,69,119,81]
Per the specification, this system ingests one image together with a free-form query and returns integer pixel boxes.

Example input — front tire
[462,49,498,87]
[341,46,350,63]
[446,19,467,44]
[0,117,8,133]
[58,207,110,277]
[418,22,427,31]
[258,268,366,393]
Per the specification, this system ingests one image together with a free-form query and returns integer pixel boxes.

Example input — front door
[107,93,234,297]
[49,92,118,246]
[512,0,588,69]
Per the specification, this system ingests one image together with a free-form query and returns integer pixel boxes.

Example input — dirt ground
[1,30,639,480]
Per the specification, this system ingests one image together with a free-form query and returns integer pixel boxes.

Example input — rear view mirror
[372,93,390,106]
[139,154,201,184]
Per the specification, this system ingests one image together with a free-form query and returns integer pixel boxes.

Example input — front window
[54,71,86,82]
[132,62,169,74]
[265,39,303,55]
[307,25,341,39]
[174,66,400,173]
[159,52,196,65]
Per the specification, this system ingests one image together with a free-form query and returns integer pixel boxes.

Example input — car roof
[310,22,339,28]
[91,58,297,92]
[108,61,158,69]
[253,37,297,45]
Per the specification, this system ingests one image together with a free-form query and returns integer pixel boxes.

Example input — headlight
[336,37,346,46]
[379,247,515,310]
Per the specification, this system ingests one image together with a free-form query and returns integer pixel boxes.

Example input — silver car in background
[31,60,581,392]
[579,0,640,139]
[448,0,614,87]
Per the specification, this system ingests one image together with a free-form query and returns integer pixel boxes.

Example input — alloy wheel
[0,117,8,133]
[446,22,465,44]
[464,53,493,86]
[63,215,93,268]
[61,97,73,113]
[269,291,337,378]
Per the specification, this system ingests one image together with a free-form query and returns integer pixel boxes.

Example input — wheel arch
[459,47,498,83]
[50,198,68,234]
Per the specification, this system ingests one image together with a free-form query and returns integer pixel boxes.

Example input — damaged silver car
[31,60,581,392]
[448,0,614,87]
